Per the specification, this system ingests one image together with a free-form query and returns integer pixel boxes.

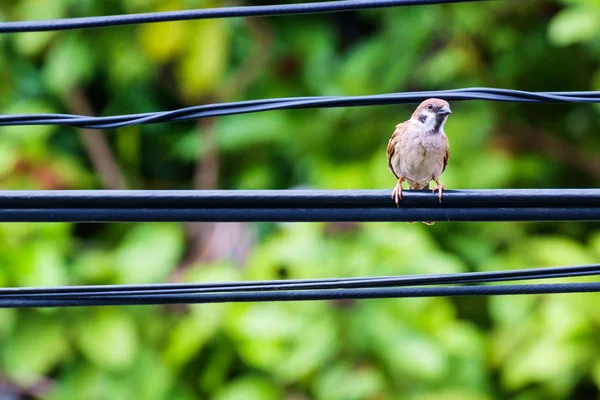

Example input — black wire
[2,89,600,129]
[0,189,595,222]
[0,207,597,222]
[4,282,600,308]
[0,189,596,208]
[3,264,599,299]
[0,0,491,33]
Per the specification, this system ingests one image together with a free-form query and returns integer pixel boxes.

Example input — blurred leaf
[163,305,224,368]
[117,126,141,181]
[138,1,186,62]
[500,335,590,393]
[423,44,480,85]
[172,113,288,161]
[115,223,185,284]
[43,34,95,97]
[526,237,595,266]
[457,150,514,189]
[72,249,117,284]
[301,24,338,93]
[213,376,280,400]
[315,363,386,400]
[411,390,491,400]
[592,359,600,390]
[227,302,301,341]
[11,241,68,287]
[548,6,600,46]
[12,0,67,56]
[198,344,235,393]
[0,142,19,178]
[589,232,600,258]
[274,314,337,382]
[227,302,336,381]
[176,19,229,100]
[75,308,139,370]
[0,309,17,339]
[488,295,538,328]
[49,365,128,400]
[129,349,174,400]
[386,331,448,381]
[336,39,388,95]
[2,315,68,385]
[107,34,154,90]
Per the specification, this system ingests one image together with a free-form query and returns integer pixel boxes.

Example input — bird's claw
[391,184,402,207]
[432,183,445,203]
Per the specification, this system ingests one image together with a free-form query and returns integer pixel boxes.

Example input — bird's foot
[432,181,445,203]
[391,180,403,207]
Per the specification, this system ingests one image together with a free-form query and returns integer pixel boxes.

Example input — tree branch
[68,87,127,189]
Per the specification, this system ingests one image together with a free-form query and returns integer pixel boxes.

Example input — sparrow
[386,98,451,222]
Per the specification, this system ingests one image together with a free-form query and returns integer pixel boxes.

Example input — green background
[1,0,600,398]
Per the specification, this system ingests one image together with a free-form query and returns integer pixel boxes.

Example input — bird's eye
[427,104,433,110]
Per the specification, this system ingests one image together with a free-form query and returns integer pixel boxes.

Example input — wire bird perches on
[0,189,597,222]
[2,264,600,308]
[0,0,491,33]
[2,88,600,129]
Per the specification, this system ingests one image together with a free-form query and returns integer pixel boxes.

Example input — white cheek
[422,111,438,130]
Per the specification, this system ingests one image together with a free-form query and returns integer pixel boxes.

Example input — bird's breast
[394,127,447,185]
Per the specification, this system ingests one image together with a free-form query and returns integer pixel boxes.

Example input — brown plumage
[386,98,451,224]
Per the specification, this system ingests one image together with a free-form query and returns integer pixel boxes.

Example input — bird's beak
[437,106,452,116]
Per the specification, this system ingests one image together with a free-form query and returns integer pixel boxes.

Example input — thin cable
[2,264,599,299]
[0,189,596,208]
[1,88,600,129]
[0,189,596,222]
[0,0,491,33]
[3,282,600,308]
[0,207,596,222]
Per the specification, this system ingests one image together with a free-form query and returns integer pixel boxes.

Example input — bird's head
[411,98,452,133]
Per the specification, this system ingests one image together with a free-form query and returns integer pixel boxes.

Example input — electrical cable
[1,88,600,129]
[0,207,597,222]
[0,189,596,208]
[0,189,595,222]
[0,0,492,33]
[4,282,600,308]
[1,263,599,299]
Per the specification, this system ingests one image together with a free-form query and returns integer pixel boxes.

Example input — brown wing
[387,123,405,179]
[441,136,450,174]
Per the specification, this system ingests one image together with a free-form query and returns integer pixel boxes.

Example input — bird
[386,98,451,224]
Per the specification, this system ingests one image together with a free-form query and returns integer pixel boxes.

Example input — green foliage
[2,313,68,388]
[548,1,600,46]
[74,308,139,370]
[114,223,185,283]
[0,0,600,399]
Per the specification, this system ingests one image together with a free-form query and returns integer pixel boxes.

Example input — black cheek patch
[418,114,427,123]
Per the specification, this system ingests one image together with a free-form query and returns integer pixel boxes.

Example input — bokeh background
[1,0,600,399]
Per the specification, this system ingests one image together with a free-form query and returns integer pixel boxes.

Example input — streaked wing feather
[387,123,405,179]
[441,136,449,174]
